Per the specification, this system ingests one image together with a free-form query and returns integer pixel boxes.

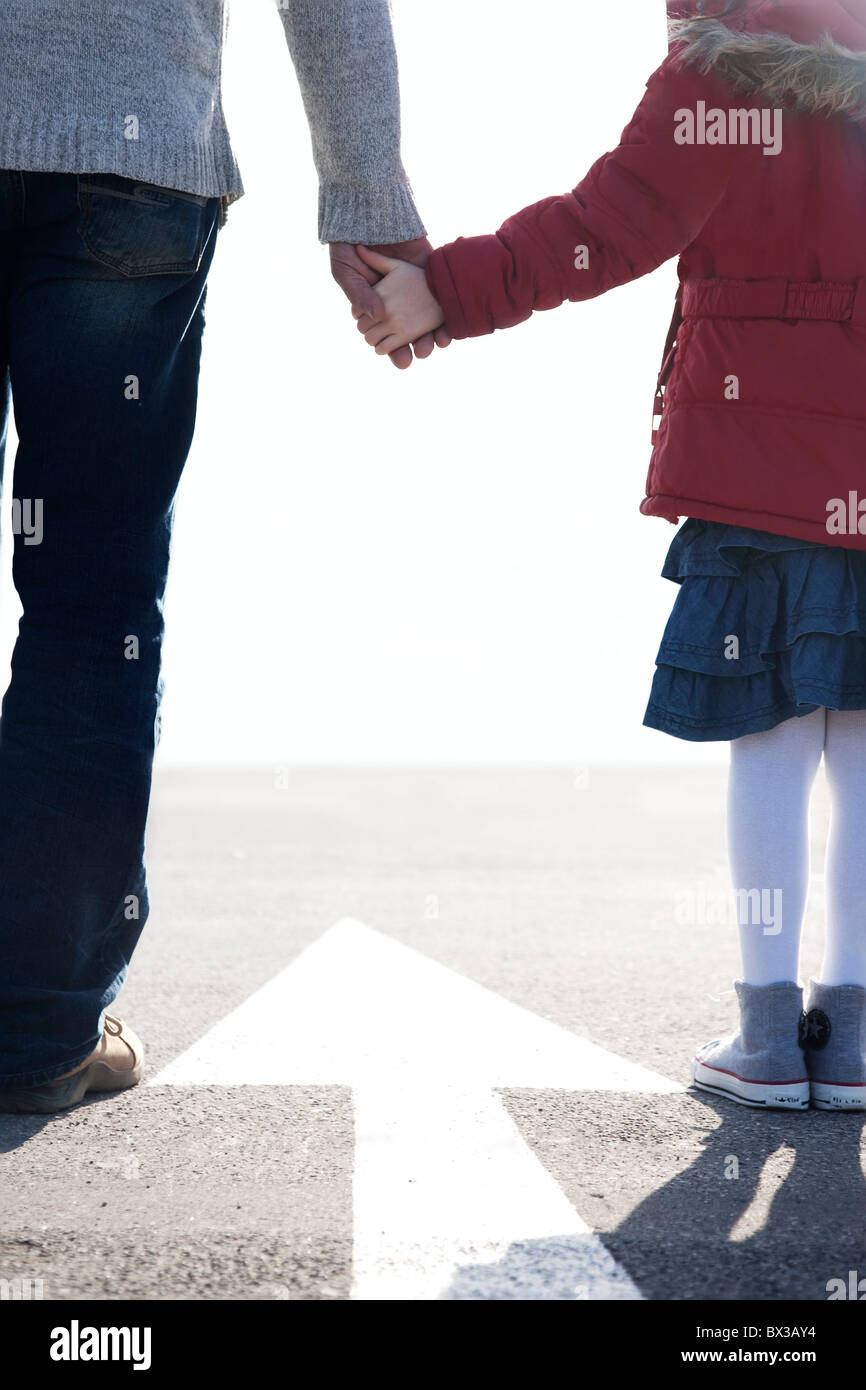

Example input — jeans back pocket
[76,173,218,278]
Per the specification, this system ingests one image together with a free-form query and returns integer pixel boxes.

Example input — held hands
[352,246,446,364]
[330,238,449,370]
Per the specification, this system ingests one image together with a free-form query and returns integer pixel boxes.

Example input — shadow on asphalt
[0,1091,126,1150]
[444,1094,866,1301]
[604,1095,866,1301]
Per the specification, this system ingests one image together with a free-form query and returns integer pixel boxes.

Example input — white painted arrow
[150,918,682,1300]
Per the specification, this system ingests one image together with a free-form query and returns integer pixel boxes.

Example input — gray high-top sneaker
[802,979,866,1112]
[691,980,810,1110]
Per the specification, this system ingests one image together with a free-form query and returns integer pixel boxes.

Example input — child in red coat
[355,0,866,1112]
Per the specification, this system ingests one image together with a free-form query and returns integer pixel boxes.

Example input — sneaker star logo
[799,1008,831,1051]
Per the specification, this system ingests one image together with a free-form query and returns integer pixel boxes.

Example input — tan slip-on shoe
[0,1015,144,1114]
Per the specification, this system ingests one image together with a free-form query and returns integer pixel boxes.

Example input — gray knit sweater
[0,0,425,243]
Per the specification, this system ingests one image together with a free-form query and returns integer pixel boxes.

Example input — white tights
[727,708,866,988]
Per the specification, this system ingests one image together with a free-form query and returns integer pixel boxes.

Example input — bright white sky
[0,0,727,768]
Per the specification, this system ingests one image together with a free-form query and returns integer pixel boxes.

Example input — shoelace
[103,1013,137,1064]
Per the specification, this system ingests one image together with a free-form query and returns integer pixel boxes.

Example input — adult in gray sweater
[0,0,447,1113]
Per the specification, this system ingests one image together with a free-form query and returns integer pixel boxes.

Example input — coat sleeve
[276,0,426,244]
[425,50,742,339]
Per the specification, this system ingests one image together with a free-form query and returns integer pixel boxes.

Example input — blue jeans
[0,171,220,1087]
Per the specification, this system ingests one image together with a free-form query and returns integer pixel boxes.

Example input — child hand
[354,245,446,357]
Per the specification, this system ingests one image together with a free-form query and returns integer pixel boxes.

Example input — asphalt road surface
[1,766,860,1302]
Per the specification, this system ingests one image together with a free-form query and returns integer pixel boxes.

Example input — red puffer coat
[425,0,866,549]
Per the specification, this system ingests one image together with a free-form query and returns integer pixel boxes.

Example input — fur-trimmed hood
[668,2,866,122]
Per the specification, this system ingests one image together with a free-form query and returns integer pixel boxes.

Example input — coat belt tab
[682,276,866,323]
[852,278,866,325]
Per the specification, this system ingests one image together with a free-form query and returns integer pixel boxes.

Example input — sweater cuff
[425,246,470,340]
[319,181,426,244]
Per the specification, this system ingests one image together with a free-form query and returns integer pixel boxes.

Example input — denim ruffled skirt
[643,518,866,742]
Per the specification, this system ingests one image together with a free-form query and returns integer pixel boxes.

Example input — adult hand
[329,237,452,370]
